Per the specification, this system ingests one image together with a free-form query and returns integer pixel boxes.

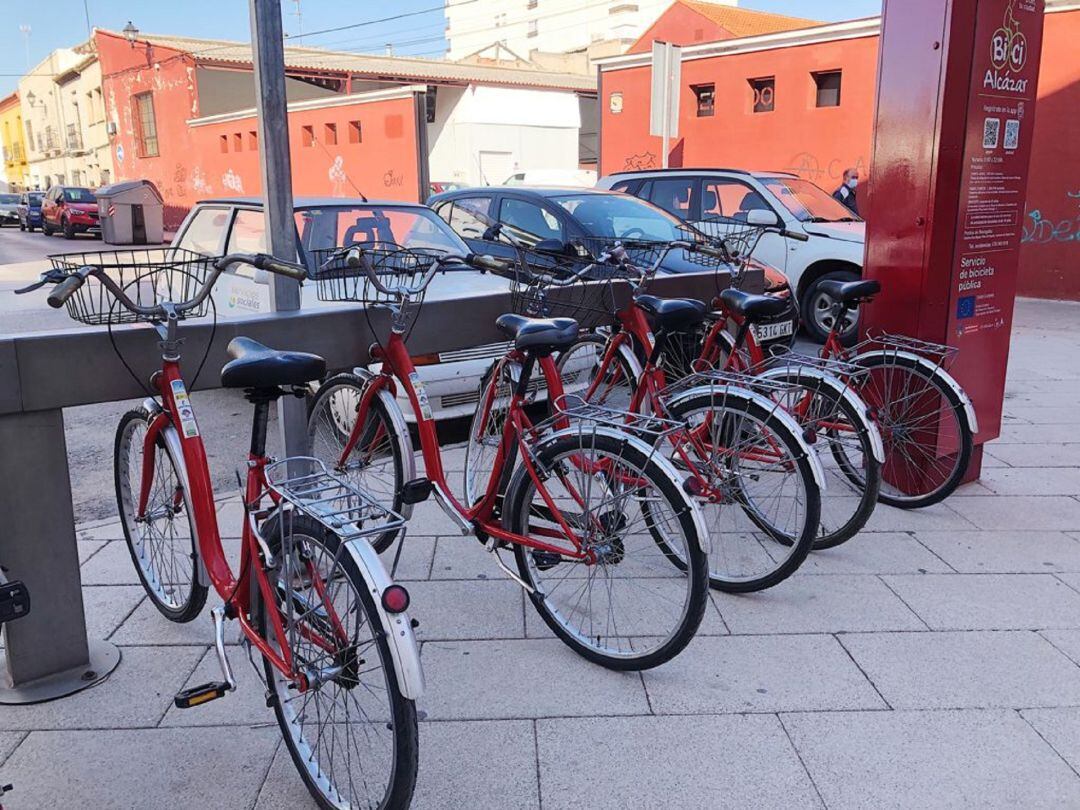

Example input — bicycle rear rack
[534,393,686,446]
[851,331,959,370]
[264,457,406,542]
[657,368,804,407]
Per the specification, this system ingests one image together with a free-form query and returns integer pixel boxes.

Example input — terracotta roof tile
[679,1,820,37]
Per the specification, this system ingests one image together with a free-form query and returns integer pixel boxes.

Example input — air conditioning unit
[106,121,117,136]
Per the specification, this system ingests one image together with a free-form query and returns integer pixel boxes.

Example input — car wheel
[62,217,76,239]
[801,270,860,346]
[19,219,25,231]
[27,224,34,233]
[42,221,53,236]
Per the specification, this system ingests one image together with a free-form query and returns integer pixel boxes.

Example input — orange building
[598,2,1080,299]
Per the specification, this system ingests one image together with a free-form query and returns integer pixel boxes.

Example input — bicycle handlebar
[46,271,88,308]
[339,246,509,300]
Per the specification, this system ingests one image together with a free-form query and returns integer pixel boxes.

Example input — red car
[41,185,101,239]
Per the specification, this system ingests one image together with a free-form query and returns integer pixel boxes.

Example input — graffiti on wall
[383,168,405,188]
[1022,191,1080,245]
[329,156,348,197]
[784,152,869,185]
[222,169,243,193]
[622,151,657,171]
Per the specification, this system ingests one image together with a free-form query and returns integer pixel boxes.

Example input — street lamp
[122,21,139,47]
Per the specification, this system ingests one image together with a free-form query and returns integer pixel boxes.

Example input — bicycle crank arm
[173,607,237,709]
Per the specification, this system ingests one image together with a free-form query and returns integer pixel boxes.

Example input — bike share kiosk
[861,0,1046,483]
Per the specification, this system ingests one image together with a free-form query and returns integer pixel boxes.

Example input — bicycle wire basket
[48,248,215,325]
[309,242,446,308]
[496,245,632,330]
[691,216,769,263]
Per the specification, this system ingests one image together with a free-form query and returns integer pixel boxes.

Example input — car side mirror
[534,238,570,255]
[481,223,502,241]
[746,209,780,227]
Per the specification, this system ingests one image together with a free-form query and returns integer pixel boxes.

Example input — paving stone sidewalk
[2,298,1079,808]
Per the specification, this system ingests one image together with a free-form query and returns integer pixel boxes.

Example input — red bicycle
[306,244,710,670]
[22,249,421,809]
[689,220,976,509]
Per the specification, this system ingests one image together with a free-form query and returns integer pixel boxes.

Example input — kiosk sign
[946,0,1044,442]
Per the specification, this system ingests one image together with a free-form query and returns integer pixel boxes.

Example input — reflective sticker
[646,331,656,349]
[171,379,200,438]
[409,372,434,421]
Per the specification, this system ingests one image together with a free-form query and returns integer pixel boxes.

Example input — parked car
[40,185,101,239]
[503,169,597,187]
[428,184,796,330]
[16,191,44,232]
[171,197,514,421]
[0,193,20,227]
[597,168,865,343]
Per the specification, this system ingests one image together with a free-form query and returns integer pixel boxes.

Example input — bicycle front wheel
[503,430,708,670]
[114,408,207,622]
[853,354,973,509]
[258,510,418,810]
[665,392,822,592]
[308,372,408,552]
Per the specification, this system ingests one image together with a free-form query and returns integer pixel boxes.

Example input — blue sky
[0,0,882,97]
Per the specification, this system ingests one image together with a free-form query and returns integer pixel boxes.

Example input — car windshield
[0,194,18,204]
[63,188,95,203]
[27,193,43,204]
[758,177,859,223]
[552,193,689,241]
[297,206,469,259]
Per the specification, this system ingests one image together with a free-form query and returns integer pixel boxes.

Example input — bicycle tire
[307,372,408,552]
[114,408,207,622]
[853,353,973,509]
[462,358,520,507]
[503,430,708,670]
[665,391,821,592]
[258,510,419,810]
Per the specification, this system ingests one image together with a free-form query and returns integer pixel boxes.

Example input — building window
[301,125,315,147]
[133,92,159,157]
[527,20,538,37]
[749,77,775,113]
[324,122,337,145]
[527,0,538,8]
[219,134,228,153]
[101,169,110,185]
[248,130,258,150]
[692,84,715,117]
[25,120,33,146]
[813,70,841,107]
[233,132,243,152]
[348,120,362,144]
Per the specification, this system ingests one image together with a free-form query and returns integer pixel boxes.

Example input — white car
[597,169,866,343]
[503,168,598,187]
[171,197,515,421]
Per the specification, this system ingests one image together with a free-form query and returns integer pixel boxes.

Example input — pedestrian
[833,168,860,216]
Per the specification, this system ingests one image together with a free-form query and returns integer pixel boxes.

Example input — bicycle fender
[853,350,978,434]
[349,367,417,521]
[665,383,828,491]
[533,424,710,555]
[340,537,425,700]
[138,398,211,588]
[756,366,885,464]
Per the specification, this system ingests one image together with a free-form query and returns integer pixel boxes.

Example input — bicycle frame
[134,354,339,690]
[338,330,607,562]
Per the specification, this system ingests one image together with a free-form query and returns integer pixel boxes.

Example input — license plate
[752,321,794,342]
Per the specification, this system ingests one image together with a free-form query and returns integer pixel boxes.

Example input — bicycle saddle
[718,288,790,321]
[220,337,327,389]
[816,278,881,305]
[495,314,580,356]
[635,295,707,332]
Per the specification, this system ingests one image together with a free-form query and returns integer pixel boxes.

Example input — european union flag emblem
[956,296,976,319]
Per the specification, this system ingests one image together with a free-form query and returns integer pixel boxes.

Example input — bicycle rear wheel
[853,354,973,509]
[665,392,821,592]
[503,430,708,670]
[258,510,418,810]
[114,408,207,622]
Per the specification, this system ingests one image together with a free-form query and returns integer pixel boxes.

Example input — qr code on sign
[983,117,1000,149]
[1004,119,1020,149]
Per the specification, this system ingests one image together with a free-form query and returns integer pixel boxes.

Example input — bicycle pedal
[401,477,433,505]
[174,681,231,709]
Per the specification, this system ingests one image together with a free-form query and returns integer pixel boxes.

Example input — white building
[445,0,738,60]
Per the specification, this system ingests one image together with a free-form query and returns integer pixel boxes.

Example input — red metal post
[862,0,1046,482]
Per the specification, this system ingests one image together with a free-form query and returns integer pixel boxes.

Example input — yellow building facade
[0,92,29,190]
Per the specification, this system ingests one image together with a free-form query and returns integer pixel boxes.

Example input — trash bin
[96,180,165,245]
